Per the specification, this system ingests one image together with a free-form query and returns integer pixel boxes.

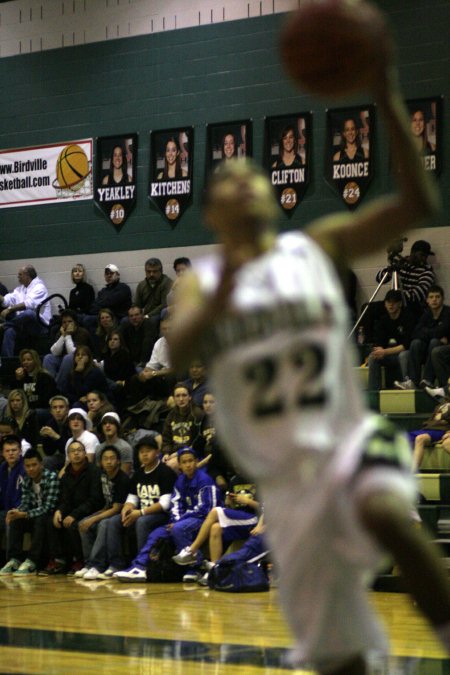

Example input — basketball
[280,0,393,99]
[56,144,89,190]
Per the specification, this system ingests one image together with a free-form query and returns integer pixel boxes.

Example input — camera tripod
[348,263,405,339]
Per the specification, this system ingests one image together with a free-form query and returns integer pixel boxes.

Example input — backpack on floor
[145,537,185,583]
[207,555,269,593]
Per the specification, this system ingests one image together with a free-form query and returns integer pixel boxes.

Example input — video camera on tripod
[349,237,407,339]
[386,236,408,270]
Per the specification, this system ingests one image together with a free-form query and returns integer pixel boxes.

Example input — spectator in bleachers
[96,330,134,407]
[85,390,115,438]
[14,349,57,422]
[93,308,118,359]
[38,395,71,472]
[43,310,92,387]
[82,264,131,332]
[182,360,208,408]
[410,399,450,470]
[121,305,158,370]
[64,408,99,465]
[173,470,259,584]
[134,258,173,325]
[59,345,108,405]
[395,285,450,390]
[167,257,192,310]
[75,445,131,580]
[114,446,221,583]
[0,265,51,358]
[0,434,25,572]
[376,240,436,319]
[428,347,450,395]
[68,263,95,315]
[94,412,133,475]
[161,383,203,470]
[0,417,31,456]
[194,392,232,491]
[116,435,177,563]
[173,257,192,277]
[126,317,175,406]
[5,389,38,448]
[41,439,103,576]
[2,448,59,576]
[367,290,415,390]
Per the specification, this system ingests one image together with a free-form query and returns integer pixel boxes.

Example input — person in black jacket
[69,264,95,315]
[41,439,103,575]
[367,290,416,390]
[395,285,450,389]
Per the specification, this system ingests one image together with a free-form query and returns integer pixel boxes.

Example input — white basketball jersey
[196,231,367,480]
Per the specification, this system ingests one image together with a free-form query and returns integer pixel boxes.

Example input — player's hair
[173,257,191,270]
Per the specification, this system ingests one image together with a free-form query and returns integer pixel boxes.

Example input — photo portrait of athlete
[169,3,450,674]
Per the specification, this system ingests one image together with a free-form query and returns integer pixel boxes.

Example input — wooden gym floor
[0,576,449,674]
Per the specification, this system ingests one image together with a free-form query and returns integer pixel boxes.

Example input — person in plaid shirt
[2,448,59,575]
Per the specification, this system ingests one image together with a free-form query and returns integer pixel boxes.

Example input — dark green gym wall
[0,0,448,261]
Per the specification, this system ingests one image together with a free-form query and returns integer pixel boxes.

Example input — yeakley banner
[0,139,93,208]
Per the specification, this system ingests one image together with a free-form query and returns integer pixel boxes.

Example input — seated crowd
[0,255,266,583]
[2,242,448,580]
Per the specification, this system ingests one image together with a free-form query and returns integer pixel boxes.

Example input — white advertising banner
[0,139,93,208]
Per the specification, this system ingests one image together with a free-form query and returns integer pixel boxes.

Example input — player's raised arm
[280,0,440,263]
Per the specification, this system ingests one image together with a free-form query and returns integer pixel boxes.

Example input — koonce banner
[0,139,93,208]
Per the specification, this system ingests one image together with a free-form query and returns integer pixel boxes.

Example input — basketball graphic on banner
[55,144,90,191]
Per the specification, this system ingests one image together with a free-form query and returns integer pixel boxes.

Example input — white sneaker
[198,571,209,586]
[183,570,200,583]
[96,567,117,580]
[83,567,101,580]
[394,378,415,390]
[74,566,89,578]
[425,385,446,401]
[0,559,20,576]
[172,546,199,566]
[114,566,147,583]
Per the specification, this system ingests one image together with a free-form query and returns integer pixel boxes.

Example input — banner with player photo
[148,127,193,225]
[206,120,252,182]
[94,133,137,231]
[325,106,374,210]
[265,113,311,215]
[406,97,442,175]
[0,139,93,208]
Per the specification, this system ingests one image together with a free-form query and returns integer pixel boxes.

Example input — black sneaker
[39,559,66,576]
[419,379,433,389]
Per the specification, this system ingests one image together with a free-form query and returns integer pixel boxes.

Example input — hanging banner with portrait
[148,127,193,225]
[406,97,442,175]
[94,133,138,231]
[265,113,311,215]
[206,120,252,183]
[325,105,374,210]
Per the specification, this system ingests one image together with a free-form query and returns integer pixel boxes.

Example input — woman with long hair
[14,349,57,418]
[157,137,187,180]
[5,388,38,447]
[102,144,130,186]
[333,117,368,162]
[272,125,303,169]
[94,308,118,359]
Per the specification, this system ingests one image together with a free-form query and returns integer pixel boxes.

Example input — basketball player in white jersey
[169,39,450,675]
